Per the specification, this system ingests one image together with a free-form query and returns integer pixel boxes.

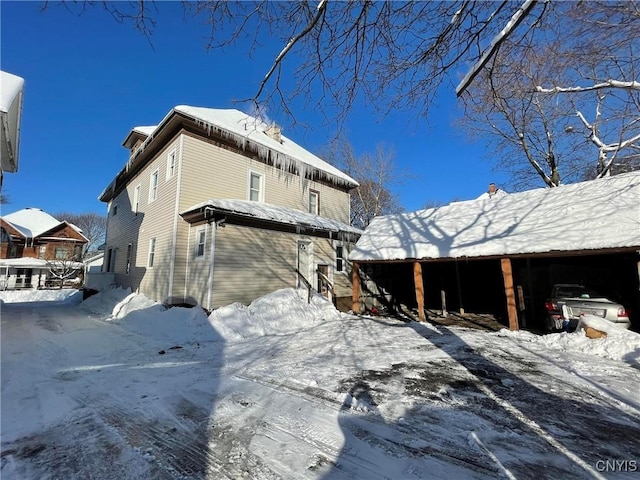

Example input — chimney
[264,124,282,144]
[488,183,498,196]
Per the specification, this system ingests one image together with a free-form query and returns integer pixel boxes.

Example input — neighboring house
[0,70,24,190]
[350,173,640,331]
[0,208,89,289]
[100,106,360,310]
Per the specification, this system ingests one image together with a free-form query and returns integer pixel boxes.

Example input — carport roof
[350,171,640,262]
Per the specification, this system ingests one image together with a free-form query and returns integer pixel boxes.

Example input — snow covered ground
[1,288,639,479]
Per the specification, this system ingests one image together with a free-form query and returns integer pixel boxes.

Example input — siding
[209,224,298,308]
[105,129,355,307]
[105,136,182,302]
[180,134,351,223]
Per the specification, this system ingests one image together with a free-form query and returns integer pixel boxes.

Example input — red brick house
[0,208,88,289]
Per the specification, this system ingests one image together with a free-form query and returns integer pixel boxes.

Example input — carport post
[500,258,519,331]
[413,261,426,321]
[352,262,361,314]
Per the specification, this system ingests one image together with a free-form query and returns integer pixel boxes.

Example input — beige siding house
[100,106,360,310]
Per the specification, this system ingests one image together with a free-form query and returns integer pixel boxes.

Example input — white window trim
[166,149,176,180]
[195,227,206,259]
[248,170,264,202]
[336,243,347,274]
[309,190,319,215]
[149,169,159,203]
[133,184,141,214]
[148,237,156,268]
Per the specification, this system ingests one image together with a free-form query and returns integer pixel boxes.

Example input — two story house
[99,106,360,311]
[0,208,88,289]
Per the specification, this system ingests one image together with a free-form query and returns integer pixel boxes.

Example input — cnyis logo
[595,460,638,472]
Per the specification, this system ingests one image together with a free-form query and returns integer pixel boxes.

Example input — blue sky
[1,1,508,217]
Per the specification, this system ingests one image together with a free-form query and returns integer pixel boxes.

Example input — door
[297,241,312,288]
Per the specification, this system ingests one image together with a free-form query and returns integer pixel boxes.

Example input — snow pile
[0,288,82,304]
[209,288,341,341]
[79,287,133,315]
[496,323,640,366]
[117,303,220,344]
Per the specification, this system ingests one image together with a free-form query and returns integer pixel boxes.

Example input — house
[0,70,24,190]
[0,208,89,289]
[349,172,640,331]
[99,106,360,311]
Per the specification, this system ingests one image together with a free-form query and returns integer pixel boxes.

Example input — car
[544,283,631,332]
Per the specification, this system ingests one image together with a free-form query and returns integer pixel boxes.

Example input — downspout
[184,223,191,302]
[168,134,185,303]
[204,208,221,311]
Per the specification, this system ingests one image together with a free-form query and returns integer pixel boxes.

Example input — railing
[316,269,336,307]
[294,269,313,303]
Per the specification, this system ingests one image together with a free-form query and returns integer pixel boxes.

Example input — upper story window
[309,190,319,215]
[336,245,345,272]
[39,245,46,259]
[248,171,263,202]
[55,247,69,260]
[195,228,206,257]
[149,170,159,202]
[133,184,141,214]
[112,204,118,216]
[148,237,156,268]
[166,150,176,179]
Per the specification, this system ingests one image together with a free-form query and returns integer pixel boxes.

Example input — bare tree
[46,241,83,288]
[50,1,639,188]
[460,1,640,189]
[55,212,107,256]
[325,140,407,229]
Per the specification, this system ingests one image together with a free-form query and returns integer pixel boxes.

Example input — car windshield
[555,285,599,298]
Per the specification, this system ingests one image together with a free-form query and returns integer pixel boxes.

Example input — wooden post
[352,262,360,314]
[441,290,448,317]
[413,261,425,321]
[500,258,519,331]
[455,260,464,315]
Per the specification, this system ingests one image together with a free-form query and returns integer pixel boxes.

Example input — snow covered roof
[132,126,156,136]
[181,199,362,236]
[1,208,89,243]
[172,106,357,187]
[0,70,25,174]
[2,208,62,239]
[350,171,640,262]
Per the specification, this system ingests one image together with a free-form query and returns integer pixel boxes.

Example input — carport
[349,172,640,331]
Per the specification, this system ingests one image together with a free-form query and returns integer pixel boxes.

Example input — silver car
[544,284,631,332]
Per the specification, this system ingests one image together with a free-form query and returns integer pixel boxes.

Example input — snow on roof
[132,126,156,136]
[0,71,23,114]
[182,198,362,235]
[2,208,62,239]
[350,171,640,262]
[1,70,24,174]
[174,106,358,187]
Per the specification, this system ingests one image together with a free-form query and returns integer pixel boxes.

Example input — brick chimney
[488,183,498,196]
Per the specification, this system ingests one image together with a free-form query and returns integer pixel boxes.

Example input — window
[309,190,319,215]
[125,243,133,275]
[9,244,18,258]
[149,170,159,202]
[196,228,206,257]
[55,247,69,259]
[133,185,141,214]
[74,245,83,260]
[112,204,118,216]
[38,245,46,259]
[248,171,263,202]
[107,248,116,272]
[166,150,176,179]
[148,237,156,268]
[336,245,345,272]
